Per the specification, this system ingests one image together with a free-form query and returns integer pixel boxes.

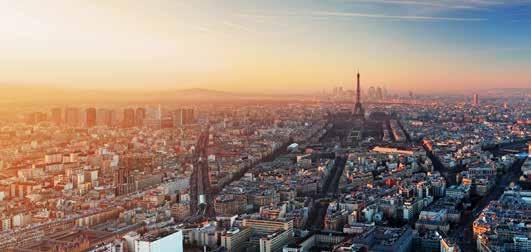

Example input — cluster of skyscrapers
[25,106,195,129]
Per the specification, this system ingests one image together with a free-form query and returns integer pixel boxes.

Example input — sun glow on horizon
[0,0,530,93]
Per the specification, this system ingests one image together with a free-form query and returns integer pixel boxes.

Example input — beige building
[220,227,252,252]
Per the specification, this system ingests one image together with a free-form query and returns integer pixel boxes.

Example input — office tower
[36,112,47,123]
[352,71,365,119]
[26,112,47,125]
[85,107,97,128]
[96,108,106,126]
[96,109,114,127]
[376,86,383,100]
[473,93,479,106]
[183,108,195,125]
[109,109,117,126]
[123,108,135,128]
[65,107,80,127]
[368,86,376,100]
[172,108,195,126]
[135,107,146,127]
[173,109,183,127]
[51,108,62,125]
[35,112,48,123]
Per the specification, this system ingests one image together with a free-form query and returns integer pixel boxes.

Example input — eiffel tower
[352,71,365,119]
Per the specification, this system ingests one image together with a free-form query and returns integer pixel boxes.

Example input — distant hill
[144,88,240,101]
[0,85,268,105]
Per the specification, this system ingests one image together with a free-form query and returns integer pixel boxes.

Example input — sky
[0,0,530,94]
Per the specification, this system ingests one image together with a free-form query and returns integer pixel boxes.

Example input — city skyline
[1,0,530,94]
[0,2,530,251]
[1,86,529,251]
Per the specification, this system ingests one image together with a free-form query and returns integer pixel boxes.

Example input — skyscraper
[51,108,62,126]
[184,108,195,125]
[173,108,195,126]
[376,86,383,100]
[85,107,97,128]
[173,109,183,127]
[123,108,135,128]
[25,112,47,125]
[473,94,479,106]
[97,109,115,127]
[65,107,80,127]
[135,107,146,127]
[368,86,376,100]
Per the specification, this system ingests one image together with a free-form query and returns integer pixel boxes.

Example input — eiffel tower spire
[353,71,364,119]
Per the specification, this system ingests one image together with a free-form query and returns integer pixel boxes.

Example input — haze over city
[1,0,530,94]
[0,1,530,252]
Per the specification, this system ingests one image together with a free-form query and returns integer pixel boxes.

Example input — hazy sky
[1,0,530,93]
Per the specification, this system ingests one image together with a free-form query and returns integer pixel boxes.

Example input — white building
[135,229,183,252]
